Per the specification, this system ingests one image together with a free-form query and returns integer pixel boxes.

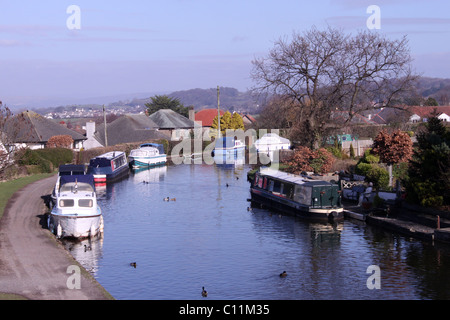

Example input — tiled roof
[194,109,224,127]
[407,106,450,118]
[8,110,86,143]
[94,114,169,146]
[148,109,198,129]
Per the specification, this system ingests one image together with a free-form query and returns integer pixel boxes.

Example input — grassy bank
[0,173,55,220]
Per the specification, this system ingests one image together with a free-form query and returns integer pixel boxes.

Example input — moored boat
[51,164,87,204]
[48,175,103,239]
[213,137,245,157]
[128,143,167,168]
[250,167,344,222]
[87,151,129,185]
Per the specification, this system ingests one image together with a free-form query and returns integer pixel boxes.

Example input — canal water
[63,163,450,300]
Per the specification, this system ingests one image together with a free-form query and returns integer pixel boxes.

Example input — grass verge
[0,173,55,220]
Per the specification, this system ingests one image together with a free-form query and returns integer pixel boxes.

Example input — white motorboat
[48,175,103,239]
[128,143,167,168]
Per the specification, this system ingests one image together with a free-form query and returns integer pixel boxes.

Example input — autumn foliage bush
[284,146,334,174]
[372,129,413,165]
[47,135,74,149]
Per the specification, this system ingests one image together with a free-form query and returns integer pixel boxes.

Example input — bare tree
[0,103,32,176]
[251,26,417,149]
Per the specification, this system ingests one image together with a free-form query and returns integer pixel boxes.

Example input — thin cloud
[0,39,30,47]
[0,25,59,36]
[326,15,450,30]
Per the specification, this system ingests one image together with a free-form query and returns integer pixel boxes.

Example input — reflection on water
[62,163,450,300]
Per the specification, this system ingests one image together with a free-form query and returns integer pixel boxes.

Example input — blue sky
[1,0,450,107]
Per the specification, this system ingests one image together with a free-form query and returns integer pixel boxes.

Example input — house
[331,111,379,126]
[407,106,450,123]
[4,110,86,150]
[148,109,200,141]
[194,108,225,136]
[242,114,257,126]
[367,106,450,125]
[83,114,170,149]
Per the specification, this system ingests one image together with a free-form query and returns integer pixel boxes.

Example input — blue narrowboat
[87,151,129,185]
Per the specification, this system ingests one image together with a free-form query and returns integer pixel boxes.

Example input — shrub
[366,165,389,190]
[18,148,73,173]
[285,146,335,174]
[355,162,372,176]
[407,180,444,207]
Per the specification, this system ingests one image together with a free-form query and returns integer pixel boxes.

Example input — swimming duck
[163,197,169,201]
[170,198,176,201]
[130,262,137,268]
[201,286,208,297]
[279,271,287,278]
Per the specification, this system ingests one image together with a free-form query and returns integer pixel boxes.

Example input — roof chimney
[188,106,195,121]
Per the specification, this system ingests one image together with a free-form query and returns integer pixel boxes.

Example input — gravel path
[0,175,113,300]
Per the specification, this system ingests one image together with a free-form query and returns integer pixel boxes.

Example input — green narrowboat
[250,167,344,222]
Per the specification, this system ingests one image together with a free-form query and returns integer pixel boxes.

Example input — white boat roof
[255,133,290,145]
[259,167,331,186]
[96,151,125,159]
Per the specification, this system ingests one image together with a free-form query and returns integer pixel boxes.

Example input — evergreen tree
[145,95,189,117]
[231,112,245,131]
[406,116,450,206]
[211,111,244,136]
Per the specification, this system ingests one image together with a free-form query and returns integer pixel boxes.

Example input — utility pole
[217,85,221,138]
[103,105,108,147]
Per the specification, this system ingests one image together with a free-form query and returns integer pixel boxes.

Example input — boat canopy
[140,143,165,154]
[60,174,95,189]
[215,137,236,149]
[58,164,86,175]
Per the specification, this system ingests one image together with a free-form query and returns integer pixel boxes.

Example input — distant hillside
[111,87,261,114]
[414,77,450,105]
[169,87,259,112]
[30,77,450,117]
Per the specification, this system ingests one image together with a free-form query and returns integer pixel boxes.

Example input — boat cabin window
[268,179,274,192]
[272,180,282,194]
[257,176,264,188]
[281,183,294,199]
[113,155,126,168]
[59,183,94,193]
[59,199,74,207]
[78,199,93,207]
[293,185,312,206]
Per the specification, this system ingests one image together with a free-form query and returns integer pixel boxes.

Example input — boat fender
[90,225,96,238]
[56,223,62,239]
[99,216,104,233]
[328,211,338,221]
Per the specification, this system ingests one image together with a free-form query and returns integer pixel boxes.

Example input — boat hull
[48,210,103,239]
[250,188,344,222]
[129,155,167,168]
[89,165,129,184]
[213,146,245,157]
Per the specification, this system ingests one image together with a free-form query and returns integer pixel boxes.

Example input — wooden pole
[217,86,221,138]
[103,105,108,147]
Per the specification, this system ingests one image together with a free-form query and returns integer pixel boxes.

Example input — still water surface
[63,163,450,300]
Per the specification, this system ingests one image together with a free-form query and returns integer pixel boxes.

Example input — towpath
[0,175,112,300]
